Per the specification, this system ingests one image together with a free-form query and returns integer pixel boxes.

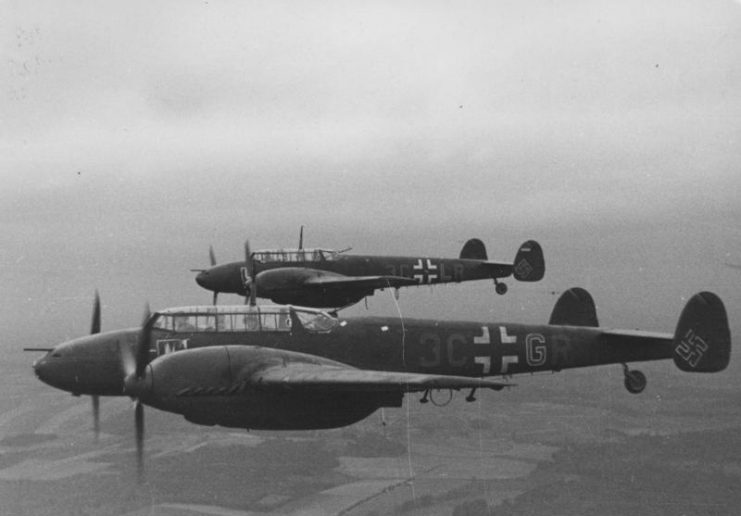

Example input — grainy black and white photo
[2,1,740,515]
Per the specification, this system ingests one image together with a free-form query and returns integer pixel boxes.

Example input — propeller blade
[135,401,144,480]
[299,225,304,250]
[244,240,253,278]
[142,302,151,326]
[249,280,256,306]
[209,245,217,267]
[92,395,100,441]
[90,292,102,442]
[135,311,156,379]
[122,302,153,395]
[91,291,101,335]
[245,240,257,306]
[212,291,218,305]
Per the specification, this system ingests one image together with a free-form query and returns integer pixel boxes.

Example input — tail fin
[460,239,487,260]
[513,240,545,282]
[549,288,599,327]
[673,292,730,373]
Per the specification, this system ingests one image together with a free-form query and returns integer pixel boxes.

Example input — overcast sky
[2,1,740,354]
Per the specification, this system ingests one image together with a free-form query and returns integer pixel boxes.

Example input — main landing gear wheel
[494,281,508,295]
[622,364,647,394]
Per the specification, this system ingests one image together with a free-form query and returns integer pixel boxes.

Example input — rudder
[673,292,731,373]
[513,240,545,282]
[549,287,599,327]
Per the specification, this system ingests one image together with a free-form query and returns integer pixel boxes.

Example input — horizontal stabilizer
[672,292,730,373]
[460,238,487,260]
[549,287,599,327]
[478,240,546,281]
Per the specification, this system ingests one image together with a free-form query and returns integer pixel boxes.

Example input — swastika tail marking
[675,329,708,368]
[514,259,533,279]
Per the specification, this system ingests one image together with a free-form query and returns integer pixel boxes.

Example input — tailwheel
[494,280,508,295]
[622,364,647,394]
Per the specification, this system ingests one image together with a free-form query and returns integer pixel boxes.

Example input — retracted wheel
[623,369,647,394]
[495,282,508,295]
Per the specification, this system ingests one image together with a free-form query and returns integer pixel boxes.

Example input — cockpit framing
[251,248,339,264]
[151,305,338,334]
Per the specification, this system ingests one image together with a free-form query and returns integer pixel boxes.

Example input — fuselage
[146,317,672,375]
[196,254,510,307]
[33,307,673,399]
[31,290,730,432]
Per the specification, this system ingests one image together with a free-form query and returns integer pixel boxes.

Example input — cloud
[1,0,740,233]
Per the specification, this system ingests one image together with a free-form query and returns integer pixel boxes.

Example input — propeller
[298,225,304,250]
[90,291,101,441]
[192,246,220,304]
[121,302,156,481]
[244,240,257,306]
[209,246,218,305]
[92,395,100,442]
[90,291,101,334]
[135,401,144,479]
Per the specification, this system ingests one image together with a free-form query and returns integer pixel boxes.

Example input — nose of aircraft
[196,266,234,294]
[196,269,220,291]
[32,353,59,389]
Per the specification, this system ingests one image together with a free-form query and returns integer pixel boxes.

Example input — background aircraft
[194,236,545,308]
[30,288,731,474]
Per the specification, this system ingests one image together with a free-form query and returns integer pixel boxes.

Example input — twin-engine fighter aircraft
[194,237,545,307]
[30,288,730,472]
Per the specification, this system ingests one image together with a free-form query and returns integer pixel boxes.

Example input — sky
[1,0,741,358]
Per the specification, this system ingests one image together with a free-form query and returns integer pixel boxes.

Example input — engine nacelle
[141,346,396,430]
[258,268,367,308]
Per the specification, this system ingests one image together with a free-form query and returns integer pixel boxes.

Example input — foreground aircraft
[30,288,730,471]
[194,237,545,307]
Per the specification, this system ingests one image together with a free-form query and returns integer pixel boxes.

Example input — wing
[251,362,513,393]
[303,274,419,290]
